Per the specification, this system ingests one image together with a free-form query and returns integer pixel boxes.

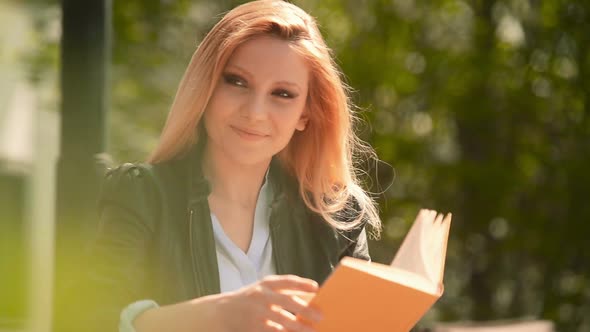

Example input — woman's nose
[240,93,268,120]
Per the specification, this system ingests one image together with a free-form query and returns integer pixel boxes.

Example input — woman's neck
[202,144,270,208]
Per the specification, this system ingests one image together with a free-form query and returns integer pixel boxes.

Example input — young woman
[85,1,381,331]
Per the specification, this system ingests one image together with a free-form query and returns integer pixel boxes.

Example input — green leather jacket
[82,144,371,331]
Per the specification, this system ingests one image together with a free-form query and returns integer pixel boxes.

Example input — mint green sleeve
[119,300,159,332]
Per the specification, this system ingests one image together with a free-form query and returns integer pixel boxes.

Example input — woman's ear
[295,112,309,131]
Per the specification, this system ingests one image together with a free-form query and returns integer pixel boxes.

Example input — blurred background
[0,0,588,331]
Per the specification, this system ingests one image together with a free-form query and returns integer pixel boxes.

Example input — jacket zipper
[188,208,202,296]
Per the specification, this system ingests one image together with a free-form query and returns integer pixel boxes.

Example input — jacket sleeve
[348,226,371,261]
[338,225,371,261]
[75,163,161,332]
[335,195,376,262]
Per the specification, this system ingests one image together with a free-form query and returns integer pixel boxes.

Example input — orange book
[303,209,452,332]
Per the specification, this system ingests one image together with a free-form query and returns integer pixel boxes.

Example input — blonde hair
[148,0,381,236]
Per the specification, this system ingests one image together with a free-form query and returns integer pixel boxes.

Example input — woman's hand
[133,274,322,332]
[211,274,322,332]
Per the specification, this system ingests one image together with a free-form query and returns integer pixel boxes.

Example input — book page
[421,212,451,286]
[390,209,451,290]
[390,210,431,278]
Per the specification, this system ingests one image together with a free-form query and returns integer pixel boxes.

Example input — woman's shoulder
[99,162,161,213]
[101,156,184,192]
[99,157,190,211]
[102,162,157,189]
[104,161,153,177]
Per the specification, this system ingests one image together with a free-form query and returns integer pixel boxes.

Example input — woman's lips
[231,125,268,140]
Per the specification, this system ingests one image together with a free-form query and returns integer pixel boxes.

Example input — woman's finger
[263,320,286,332]
[278,290,315,304]
[260,275,319,292]
[265,305,315,332]
[262,287,322,324]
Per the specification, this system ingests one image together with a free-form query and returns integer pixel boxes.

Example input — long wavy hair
[148,0,381,236]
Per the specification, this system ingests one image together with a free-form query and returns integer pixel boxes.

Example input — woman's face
[203,35,309,167]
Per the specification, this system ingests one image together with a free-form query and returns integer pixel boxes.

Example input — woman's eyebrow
[224,64,302,92]
[275,81,302,95]
[224,64,252,79]
[275,80,300,89]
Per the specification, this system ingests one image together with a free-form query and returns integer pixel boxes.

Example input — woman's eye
[273,89,296,99]
[223,74,246,87]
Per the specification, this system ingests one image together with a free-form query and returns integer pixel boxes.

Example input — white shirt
[211,175,276,293]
